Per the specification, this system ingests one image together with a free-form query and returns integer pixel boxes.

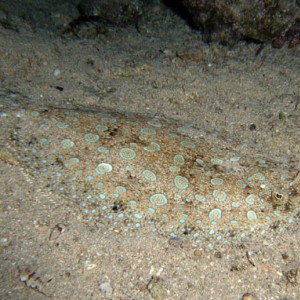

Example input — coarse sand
[0,3,299,299]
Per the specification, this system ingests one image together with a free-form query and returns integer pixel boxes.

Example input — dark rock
[182,0,299,45]
[77,0,143,26]
[0,0,80,32]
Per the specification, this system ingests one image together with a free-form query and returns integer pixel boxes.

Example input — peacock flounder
[1,96,299,248]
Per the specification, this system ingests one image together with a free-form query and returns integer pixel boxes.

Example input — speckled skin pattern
[1,97,299,248]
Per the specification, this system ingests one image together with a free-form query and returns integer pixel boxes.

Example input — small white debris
[53,68,61,77]
[99,282,113,297]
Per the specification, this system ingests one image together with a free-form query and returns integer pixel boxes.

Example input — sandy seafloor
[0,4,300,300]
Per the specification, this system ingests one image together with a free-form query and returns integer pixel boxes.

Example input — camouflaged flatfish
[1,97,299,248]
